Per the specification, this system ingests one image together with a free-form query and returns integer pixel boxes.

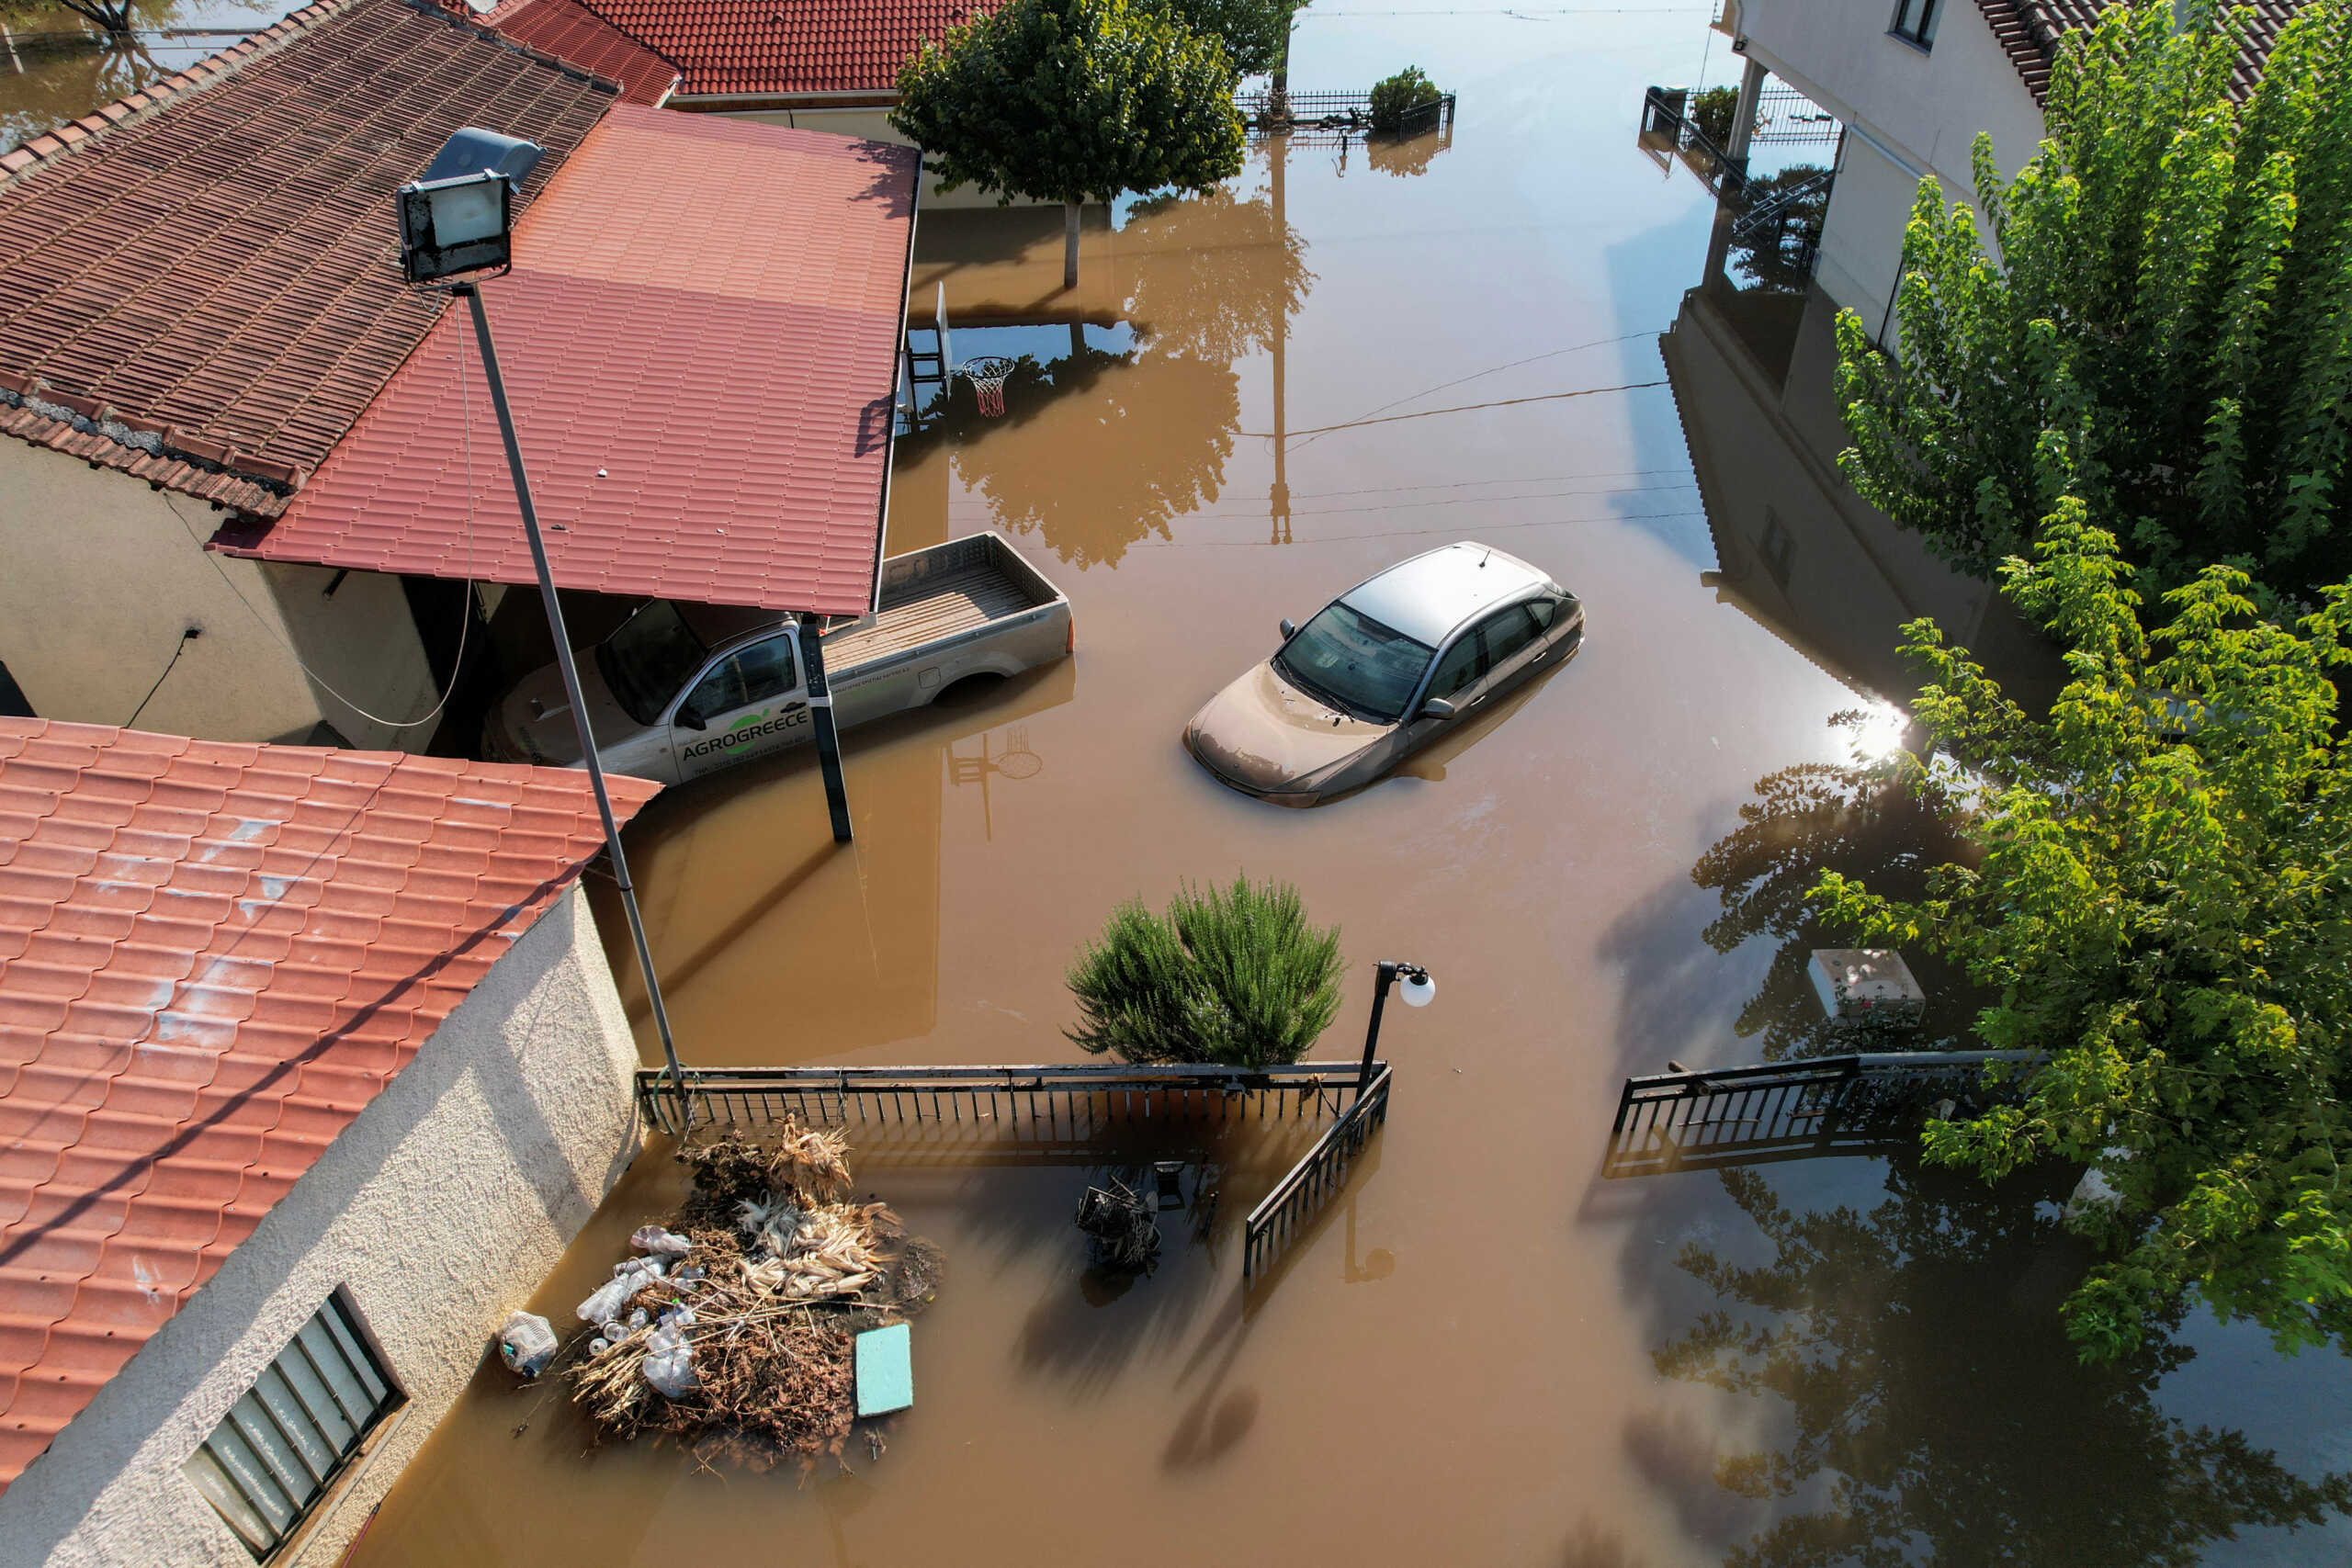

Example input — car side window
[1480,604,1544,669]
[684,636,797,720]
[734,636,797,706]
[1526,595,1558,629]
[1427,633,1485,700]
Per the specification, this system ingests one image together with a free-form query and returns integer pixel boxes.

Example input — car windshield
[1273,601,1434,723]
[596,601,709,727]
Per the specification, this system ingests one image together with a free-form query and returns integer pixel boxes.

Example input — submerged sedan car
[1185,541,1584,804]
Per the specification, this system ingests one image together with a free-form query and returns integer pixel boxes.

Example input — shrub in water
[1367,66,1442,133]
[1065,876,1345,1066]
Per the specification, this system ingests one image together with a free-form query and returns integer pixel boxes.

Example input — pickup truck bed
[825,554,1051,669]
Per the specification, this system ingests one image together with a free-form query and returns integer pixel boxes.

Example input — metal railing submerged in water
[1605,1051,2038,1178]
[637,1060,1396,1283]
[636,1060,1379,1138]
[1242,1065,1391,1279]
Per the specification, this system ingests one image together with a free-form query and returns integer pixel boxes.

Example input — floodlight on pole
[394,127,691,1122]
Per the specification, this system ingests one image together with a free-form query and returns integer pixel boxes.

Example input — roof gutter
[668,89,899,112]
[868,153,923,616]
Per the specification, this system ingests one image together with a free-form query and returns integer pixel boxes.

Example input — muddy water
[0,0,289,152]
[351,11,2352,1566]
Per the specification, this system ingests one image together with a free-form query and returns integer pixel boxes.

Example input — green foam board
[854,1323,912,1416]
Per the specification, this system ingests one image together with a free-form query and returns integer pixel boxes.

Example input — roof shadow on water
[1610,1150,2352,1567]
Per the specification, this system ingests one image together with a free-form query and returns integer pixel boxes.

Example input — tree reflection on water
[1657,1158,2352,1567]
[1690,750,1975,1061]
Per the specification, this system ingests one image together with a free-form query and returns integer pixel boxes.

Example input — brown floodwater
[300,10,2349,1564]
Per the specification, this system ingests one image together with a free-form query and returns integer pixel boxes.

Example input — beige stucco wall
[1732,0,2047,332]
[0,438,441,750]
[0,885,644,1568]
[706,105,1063,209]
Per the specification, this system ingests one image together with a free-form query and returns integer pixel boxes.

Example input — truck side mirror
[675,705,707,731]
[1279,618,1296,640]
[1420,696,1457,720]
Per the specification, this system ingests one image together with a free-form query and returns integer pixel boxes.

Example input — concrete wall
[0,885,644,1568]
[1732,0,2046,330]
[0,439,441,750]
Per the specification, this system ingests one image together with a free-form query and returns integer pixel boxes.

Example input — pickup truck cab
[486,534,1070,786]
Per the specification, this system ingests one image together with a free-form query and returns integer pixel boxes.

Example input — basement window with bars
[182,1293,402,1558]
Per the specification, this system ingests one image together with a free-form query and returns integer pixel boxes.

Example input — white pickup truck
[484,534,1071,786]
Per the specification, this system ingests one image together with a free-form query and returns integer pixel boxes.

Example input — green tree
[1366,65,1442,133]
[891,0,1246,288]
[1066,876,1344,1066]
[1836,0,2352,599]
[1148,0,1295,76]
[1657,1159,2352,1566]
[1814,513,2352,1362]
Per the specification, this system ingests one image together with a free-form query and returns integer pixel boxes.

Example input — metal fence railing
[1243,1065,1392,1278]
[1238,88,1458,142]
[636,1060,1380,1139]
[1605,1051,2038,1178]
[1752,83,1841,145]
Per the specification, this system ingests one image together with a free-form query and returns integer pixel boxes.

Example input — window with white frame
[183,1293,401,1558]
[1891,0,1940,47]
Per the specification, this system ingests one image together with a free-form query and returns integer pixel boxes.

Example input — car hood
[1184,661,1395,793]
[494,657,642,768]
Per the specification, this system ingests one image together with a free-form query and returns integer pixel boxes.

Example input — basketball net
[958,355,1017,418]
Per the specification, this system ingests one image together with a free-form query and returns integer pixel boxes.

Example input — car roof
[1338,542,1550,647]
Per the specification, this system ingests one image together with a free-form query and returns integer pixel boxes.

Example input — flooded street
[297,9,2352,1564]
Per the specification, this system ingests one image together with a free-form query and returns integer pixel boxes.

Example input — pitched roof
[0,0,617,516]
[0,719,657,1495]
[470,0,683,105]
[213,108,920,617]
[1971,0,2311,101]
[565,0,996,96]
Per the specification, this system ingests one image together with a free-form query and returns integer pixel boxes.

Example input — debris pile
[557,1124,942,1465]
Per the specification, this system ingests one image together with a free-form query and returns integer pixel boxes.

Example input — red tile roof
[0,719,656,1495]
[1971,0,2311,101]
[214,108,919,617]
[567,0,996,96]
[471,0,683,105]
[0,0,618,516]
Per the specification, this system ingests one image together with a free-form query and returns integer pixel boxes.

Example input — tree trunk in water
[1064,200,1080,290]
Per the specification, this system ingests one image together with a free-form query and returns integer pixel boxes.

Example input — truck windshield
[1272,602,1433,724]
[596,602,709,726]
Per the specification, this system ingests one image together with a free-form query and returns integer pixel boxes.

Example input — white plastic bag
[577,1257,663,1324]
[497,1311,558,1379]
[641,1309,698,1399]
[631,1225,693,1258]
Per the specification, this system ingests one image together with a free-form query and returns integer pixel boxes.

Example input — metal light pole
[457,286,686,1100]
[396,130,688,1120]
[1359,959,1434,1095]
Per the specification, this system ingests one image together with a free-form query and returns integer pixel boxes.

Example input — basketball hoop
[958,355,1018,417]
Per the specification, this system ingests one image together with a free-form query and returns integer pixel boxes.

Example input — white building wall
[694,102,1066,209]
[0,439,441,750]
[1731,0,2048,330]
[0,885,644,1568]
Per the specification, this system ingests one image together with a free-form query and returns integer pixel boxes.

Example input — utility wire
[163,318,483,733]
[1243,377,1668,437]
[123,627,198,728]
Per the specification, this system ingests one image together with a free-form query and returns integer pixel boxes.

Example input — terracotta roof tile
[0,718,655,1495]
[0,0,619,513]
[471,0,684,103]
[215,108,918,617]
[1972,0,2312,102]
[566,0,996,95]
